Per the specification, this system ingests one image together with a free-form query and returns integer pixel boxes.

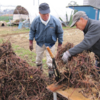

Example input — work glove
[62,51,71,63]
[29,40,33,51]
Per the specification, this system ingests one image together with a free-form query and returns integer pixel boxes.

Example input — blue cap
[39,3,50,14]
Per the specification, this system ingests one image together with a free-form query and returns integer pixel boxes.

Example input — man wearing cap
[29,3,63,77]
[62,11,100,69]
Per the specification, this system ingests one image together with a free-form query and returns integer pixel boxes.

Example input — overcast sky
[0,0,83,10]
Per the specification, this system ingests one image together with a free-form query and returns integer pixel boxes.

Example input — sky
[0,0,84,22]
[0,0,83,10]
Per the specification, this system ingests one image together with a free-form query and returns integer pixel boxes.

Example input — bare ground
[0,26,95,75]
[1,27,84,55]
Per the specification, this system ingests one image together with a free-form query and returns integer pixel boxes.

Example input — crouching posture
[62,11,100,73]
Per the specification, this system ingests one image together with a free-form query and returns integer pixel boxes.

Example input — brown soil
[1,27,84,55]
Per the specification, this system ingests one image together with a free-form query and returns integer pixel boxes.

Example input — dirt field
[0,26,95,76]
[0,27,84,55]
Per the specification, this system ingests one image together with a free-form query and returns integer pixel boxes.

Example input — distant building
[69,0,100,20]
[13,5,29,23]
[83,0,100,9]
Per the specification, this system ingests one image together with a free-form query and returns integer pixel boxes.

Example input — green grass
[12,44,47,68]
[0,26,75,75]
[0,39,48,74]
[0,16,13,22]
[0,26,72,36]
[0,39,4,43]
[42,59,47,69]
[62,26,76,30]
[12,44,36,66]
[0,28,30,36]
[0,26,75,69]
[0,39,37,67]
[12,44,47,74]
[0,25,74,37]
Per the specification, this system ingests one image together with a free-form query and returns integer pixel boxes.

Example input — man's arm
[69,27,100,56]
[56,20,63,46]
[62,26,100,63]
[29,19,37,51]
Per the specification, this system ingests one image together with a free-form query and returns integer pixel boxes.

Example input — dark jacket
[69,19,100,59]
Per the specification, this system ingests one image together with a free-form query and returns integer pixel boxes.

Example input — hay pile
[13,6,29,15]
[55,42,100,99]
[0,42,67,100]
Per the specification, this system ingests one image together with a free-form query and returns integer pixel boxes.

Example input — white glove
[62,51,71,63]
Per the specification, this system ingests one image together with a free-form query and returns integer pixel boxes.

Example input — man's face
[39,13,49,21]
[75,18,86,31]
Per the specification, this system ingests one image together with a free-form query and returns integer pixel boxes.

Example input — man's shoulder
[51,15,59,21]
[50,15,61,24]
[90,19,100,24]
[89,19,100,28]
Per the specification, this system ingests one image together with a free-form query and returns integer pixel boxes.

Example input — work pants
[36,44,55,68]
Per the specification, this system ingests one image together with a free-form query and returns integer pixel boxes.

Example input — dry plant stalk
[0,42,67,100]
[55,42,100,100]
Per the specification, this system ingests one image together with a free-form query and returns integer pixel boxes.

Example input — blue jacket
[29,15,63,48]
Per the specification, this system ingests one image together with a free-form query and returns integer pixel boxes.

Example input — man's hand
[62,51,71,63]
[57,43,62,51]
[29,40,33,51]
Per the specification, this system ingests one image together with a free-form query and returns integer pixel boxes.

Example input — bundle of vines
[55,42,100,100]
[0,42,67,100]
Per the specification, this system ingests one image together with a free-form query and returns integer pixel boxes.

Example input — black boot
[37,64,43,71]
[48,67,55,78]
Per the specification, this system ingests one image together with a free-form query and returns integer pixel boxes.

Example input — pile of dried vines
[0,42,67,100]
[55,42,100,100]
